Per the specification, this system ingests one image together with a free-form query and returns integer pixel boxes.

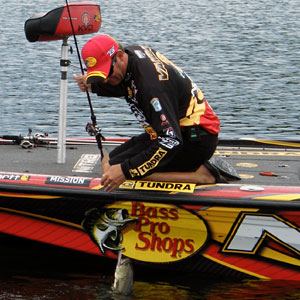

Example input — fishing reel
[20,138,34,149]
[85,122,105,140]
[20,129,49,149]
[86,122,97,136]
[0,129,49,148]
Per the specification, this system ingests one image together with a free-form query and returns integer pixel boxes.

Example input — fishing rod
[65,0,105,160]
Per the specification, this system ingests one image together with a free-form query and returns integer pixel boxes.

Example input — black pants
[109,130,218,173]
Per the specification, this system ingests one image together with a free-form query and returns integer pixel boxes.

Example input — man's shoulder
[126,46,156,76]
[125,45,149,60]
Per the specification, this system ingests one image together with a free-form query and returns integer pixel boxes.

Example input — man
[74,34,228,192]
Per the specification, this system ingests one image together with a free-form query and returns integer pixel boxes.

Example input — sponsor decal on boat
[73,153,100,173]
[0,173,30,181]
[104,202,208,263]
[216,150,300,156]
[222,212,300,256]
[136,181,195,193]
[195,207,300,274]
[81,208,137,254]
[45,176,91,186]
[119,180,195,193]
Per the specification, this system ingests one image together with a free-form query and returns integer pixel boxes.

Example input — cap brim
[86,75,106,84]
[85,56,111,84]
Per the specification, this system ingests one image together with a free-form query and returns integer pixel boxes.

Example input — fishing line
[65,0,105,159]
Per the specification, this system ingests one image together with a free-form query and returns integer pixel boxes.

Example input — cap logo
[107,45,116,57]
[85,57,97,68]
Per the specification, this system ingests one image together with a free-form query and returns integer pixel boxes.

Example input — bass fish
[112,251,134,295]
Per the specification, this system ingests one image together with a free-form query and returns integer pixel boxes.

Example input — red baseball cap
[81,34,119,84]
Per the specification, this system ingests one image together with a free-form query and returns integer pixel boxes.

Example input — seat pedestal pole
[57,37,69,164]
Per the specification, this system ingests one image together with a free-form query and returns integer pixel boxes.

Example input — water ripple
[0,0,299,140]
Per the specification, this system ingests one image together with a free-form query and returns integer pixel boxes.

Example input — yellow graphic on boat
[106,201,208,263]
[119,180,196,193]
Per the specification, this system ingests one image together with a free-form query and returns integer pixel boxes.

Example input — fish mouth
[81,208,137,254]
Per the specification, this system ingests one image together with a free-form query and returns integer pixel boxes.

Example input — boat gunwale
[0,182,300,210]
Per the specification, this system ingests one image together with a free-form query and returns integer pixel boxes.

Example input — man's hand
[73,74,91,92]
[101,164,126,192]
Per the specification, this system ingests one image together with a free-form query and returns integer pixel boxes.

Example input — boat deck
[0,138,299,187]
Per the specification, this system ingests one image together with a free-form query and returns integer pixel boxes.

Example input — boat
[1,2,300,282]
[0,135,300,281]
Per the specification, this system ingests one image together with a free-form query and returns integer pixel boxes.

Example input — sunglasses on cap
[108,54,117,78]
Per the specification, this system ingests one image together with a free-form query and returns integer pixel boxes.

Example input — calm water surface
[2,250,300,300]
[1,0,299,140]
[1,268,300,300]
[0,0,300,299]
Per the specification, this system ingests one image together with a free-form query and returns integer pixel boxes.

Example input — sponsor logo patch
[143,125,158,140]
[107,45,116,57]
[158,137,180,149]
[129,148,168,178]
[134,50,146,59]
[160,114,167,121]
[164,127,175,137]
[129,168,140,178]
[150,98,162,112]
[85,57,97,68]
[137,148,167,176]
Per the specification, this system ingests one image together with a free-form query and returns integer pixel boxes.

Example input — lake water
[1,246,300,300]
[0,0,300,299]
[2,274,300,300]
[1,0,299,140]
[1,237,300,300]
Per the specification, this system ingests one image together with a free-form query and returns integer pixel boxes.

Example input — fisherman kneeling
[74,34,230,192]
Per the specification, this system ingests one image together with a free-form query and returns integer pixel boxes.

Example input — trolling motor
[24,2,102,163]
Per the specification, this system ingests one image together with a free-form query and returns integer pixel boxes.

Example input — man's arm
[100,154,126,192]
[73,73,126,97]
[73,74,91,92]
[101,163,126,192]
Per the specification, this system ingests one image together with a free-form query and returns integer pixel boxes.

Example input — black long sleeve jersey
[91,45,220,179]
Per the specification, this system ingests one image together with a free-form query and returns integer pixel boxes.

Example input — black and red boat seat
[24,2,101,42]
